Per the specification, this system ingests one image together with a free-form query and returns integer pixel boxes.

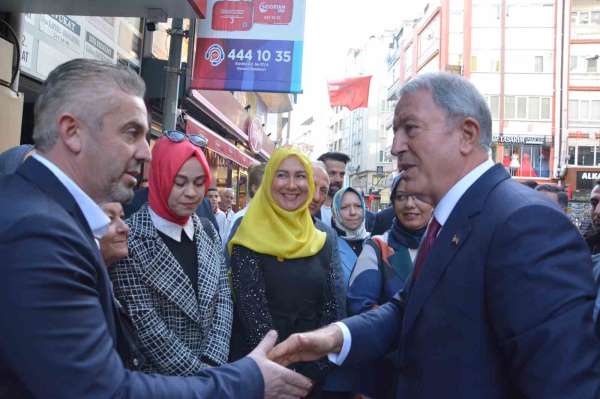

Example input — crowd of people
[1,58,600,399]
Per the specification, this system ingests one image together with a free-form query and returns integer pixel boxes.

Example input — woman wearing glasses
[346,176,432,398]
[227,147,345,398]
[110,134,233,375]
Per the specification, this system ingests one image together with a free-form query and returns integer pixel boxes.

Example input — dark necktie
[413,217,441,280]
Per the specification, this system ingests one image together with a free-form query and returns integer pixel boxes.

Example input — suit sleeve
[342,294,404,366]
[0,214,264,398]
[202,248,234,366]
[487,205,600,398]
[111,251,213,375]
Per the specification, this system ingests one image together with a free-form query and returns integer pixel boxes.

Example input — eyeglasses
[394,193,417,202]
[164,130,208,148]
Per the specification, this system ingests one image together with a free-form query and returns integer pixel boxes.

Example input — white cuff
[326,322,351,366]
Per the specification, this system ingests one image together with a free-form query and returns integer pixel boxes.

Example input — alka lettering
[581,172,600,181]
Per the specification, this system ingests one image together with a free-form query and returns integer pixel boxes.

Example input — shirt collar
[149,207,194,242]
[434,159,495,226]
[32,153,110,239]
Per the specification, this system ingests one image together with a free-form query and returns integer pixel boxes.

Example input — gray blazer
[110,205,233,376]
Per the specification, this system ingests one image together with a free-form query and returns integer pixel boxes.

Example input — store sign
[493,135,549,145]
[21,14,142,80]
[192,0,306,93]
[577,171,600,190]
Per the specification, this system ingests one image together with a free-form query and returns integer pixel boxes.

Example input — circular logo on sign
[205,44,225,67]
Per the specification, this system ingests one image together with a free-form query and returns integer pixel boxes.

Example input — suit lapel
[401,164,510,341]
[135,208,202,324]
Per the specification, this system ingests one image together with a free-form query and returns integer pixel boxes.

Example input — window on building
[534,56,543,73]
[592,100,600,120]
[593,11,600,25]
[378,150,384,162]
[470,55,478,72]
[581,100,590,120]
[587,57,597,73]
[571,12,578,26]
[580,11,590,25]
[517,97,527,119]
[528,97,540,120]
[570,56,578,71]
[489,95,500,119]
[568,145,576,165]
[578,146,594,165]
[505,96,515,119]
[541,97,551,120]
[569,99,579,121]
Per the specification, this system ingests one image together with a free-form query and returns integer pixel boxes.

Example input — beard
[328,183,342,197]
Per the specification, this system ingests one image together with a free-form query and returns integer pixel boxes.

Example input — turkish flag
[327,76,372,111]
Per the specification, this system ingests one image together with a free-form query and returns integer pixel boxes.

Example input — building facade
[387,0,600,200]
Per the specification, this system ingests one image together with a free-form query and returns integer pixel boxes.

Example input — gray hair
[398,73,492,150]
[33,58,146,152]
[221,187,235,196]
[311,161,328,178]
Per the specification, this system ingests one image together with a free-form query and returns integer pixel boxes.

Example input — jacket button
[132,358,140,367]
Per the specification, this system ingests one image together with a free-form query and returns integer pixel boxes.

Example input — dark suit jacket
[371,207,395,236]
[342,164,600,399]
[0,158,262,399]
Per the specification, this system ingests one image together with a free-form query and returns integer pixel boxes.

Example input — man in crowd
[535,184,568,212]
[207,187,227,241]
[0,58,311,398]
[316,152,350,227]
[225,163,265,240]
[584,180,600,255]
[219,187,236,236]
[309,161,330,219]
[270,72,600,398]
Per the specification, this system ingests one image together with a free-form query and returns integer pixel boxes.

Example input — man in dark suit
[0,59,311,399]
[270,73,600,398]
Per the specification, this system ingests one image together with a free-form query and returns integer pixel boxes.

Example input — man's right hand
[248,330,313,399]
[267,324,344,367]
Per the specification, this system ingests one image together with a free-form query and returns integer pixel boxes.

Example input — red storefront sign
[212,1,253,31]
[186,117,258,168]
[253,0,294,25]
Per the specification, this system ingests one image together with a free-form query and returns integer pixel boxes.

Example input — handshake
[248,325,344,399]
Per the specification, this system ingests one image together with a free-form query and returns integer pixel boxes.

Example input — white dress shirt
[32,154,110,242]
[328,158,495,365]
[320,205,333,227]
[149,207,194,242]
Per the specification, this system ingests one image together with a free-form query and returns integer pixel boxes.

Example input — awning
[186,116,258,169]
[0,0,206,18]
[188,89,249,143]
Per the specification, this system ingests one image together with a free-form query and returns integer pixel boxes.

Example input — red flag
[327,76,372,111]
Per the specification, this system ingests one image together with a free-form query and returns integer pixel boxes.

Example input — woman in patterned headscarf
[228,147,346,398]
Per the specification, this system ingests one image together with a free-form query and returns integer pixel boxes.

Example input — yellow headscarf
[228,147,326,260]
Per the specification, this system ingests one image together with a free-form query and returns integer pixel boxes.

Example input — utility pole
[163,18,185,131]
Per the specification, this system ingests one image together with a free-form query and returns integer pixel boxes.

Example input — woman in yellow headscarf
[228,147,346,398]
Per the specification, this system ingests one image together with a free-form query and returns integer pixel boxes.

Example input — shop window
[500,143,550,178]
[578,146,594,165]
[568,146,576,165]
[528,97,540,120]
[534,56,544,73]
[505,96,515,119]
[517,97,527,119]
[541,97,551,120]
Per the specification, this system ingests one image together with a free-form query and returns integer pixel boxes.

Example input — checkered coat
[110,205,233,376]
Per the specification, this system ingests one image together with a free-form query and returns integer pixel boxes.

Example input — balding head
[309,162,330,216]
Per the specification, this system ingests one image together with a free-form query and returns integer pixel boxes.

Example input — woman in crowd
[228,147,346,398]
[99,202,129,267]
[331,187,370,286]
[347,176,432,398]
[110,133,232,376]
